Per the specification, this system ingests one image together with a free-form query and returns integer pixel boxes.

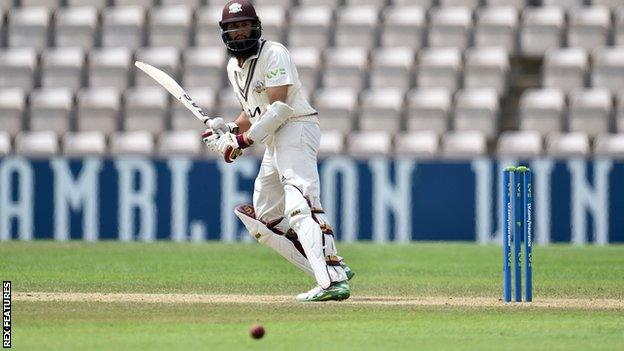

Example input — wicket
[502,166,533,303]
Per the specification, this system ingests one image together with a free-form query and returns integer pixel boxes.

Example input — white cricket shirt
[225,39,317,124]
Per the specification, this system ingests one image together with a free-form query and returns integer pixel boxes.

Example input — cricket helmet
[219,0,262,56]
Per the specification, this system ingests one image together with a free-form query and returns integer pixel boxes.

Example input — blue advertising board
[0,156,622,243]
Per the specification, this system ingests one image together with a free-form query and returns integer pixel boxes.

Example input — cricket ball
[250,324,265,339]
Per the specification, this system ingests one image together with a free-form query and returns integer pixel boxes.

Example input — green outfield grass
[2,242,624,350]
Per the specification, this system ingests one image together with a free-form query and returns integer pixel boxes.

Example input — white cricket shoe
[296,281,350,302]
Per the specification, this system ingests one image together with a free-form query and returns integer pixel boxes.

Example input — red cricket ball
[250,324,265,339]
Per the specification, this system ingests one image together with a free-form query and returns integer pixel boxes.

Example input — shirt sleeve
[264,46,295,88]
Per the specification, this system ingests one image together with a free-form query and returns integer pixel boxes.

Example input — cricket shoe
[296,281,350,302]
[340,260,355,281]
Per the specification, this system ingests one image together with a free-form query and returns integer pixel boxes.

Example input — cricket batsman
[202,0,354,302]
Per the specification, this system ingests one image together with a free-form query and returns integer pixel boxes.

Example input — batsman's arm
[237,85,290,145]
[266,85,289,105]
[233,110,252,134]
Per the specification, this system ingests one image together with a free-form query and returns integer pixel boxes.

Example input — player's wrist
[236,133,253,149]
[226,122,239,134]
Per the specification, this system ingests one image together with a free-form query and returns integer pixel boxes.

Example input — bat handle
[203,118,226,136]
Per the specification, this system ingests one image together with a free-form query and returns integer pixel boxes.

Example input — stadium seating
[406,88,451,134]
[542,48,588,93]
[29,88,73,135]
[359,88,404,133]
[520,6,565,57]
[63,131,107,156]
[314,88,358,133]
[441,131,487,158]
[15,131,59,157]
[393,0,433,7]
[318,130,345,156]
[109,131,154,155]
[616,8,624,46]
[158,130,203,156]
[567,6,611,51]
[288,6,333,49]
[0,0,11,10]
[123,87,168,133]
[594,133,624,157]
[182,47,226,89]
[497,130,543,157]
[76,87,121,135]
[591,47,624,93]
[568,88,612,137]
[519,88,565,136]
[256,6,286,43]
[370,47,415,90]
[542,0,583,10]
[546,132,591,157]
[347,131,392,157]
[592,0,621,10]
[394,130,439,157]
[290,47,321,92]
[440,0,480,11]
[171,87,215,131]
[54,6,98,50]
[335,5,379,49]
[134,47,181,87]
[485,0,525,10]
[417,47,462,92]
[381,6,425,49]
[115,0,153,10]
[453,88,500,138]
[0,0,622,158]
[195,6,223,47]
[464,47,510,95]
[8,6,50,50]
[0,132,10,156]
[475,6,518,53]
[254,0,292,7]
[148,5,193,49]
[88,47,133,90]
[101,5,145,49]
[217,90,242,119]
[0,88,26,136]
[41,47,85,91]
[428,6,473,51]
[0,48,38,91]
[67,0,107,10]
[617,91,624,133]
[322,47,368,90]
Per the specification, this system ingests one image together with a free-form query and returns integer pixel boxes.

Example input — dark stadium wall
[0,156,622,243]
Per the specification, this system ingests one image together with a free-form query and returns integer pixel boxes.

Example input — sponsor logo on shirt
[247,106,261,118]
[253,80,266,93]
[266,67,286,80]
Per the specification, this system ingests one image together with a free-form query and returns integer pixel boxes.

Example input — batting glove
[202,129,220,154]
[202,130,249,163]
[207,117,238,135]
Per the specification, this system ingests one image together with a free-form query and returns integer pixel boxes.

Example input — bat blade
[134,61,210,125]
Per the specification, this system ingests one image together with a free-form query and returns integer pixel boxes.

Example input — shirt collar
[228,40,265,72]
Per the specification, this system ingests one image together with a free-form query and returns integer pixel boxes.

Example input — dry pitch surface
[15,292,624,310]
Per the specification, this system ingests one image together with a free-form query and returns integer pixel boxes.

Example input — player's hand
[207,118,238,135]
[201,129,222,154]
[215,132,252,163]
[202,130,248,163]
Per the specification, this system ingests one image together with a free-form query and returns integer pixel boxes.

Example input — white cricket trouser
[253,120,321,220]
[252,120,347,285]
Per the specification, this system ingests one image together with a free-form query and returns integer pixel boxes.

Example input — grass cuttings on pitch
[3,242,624,350]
